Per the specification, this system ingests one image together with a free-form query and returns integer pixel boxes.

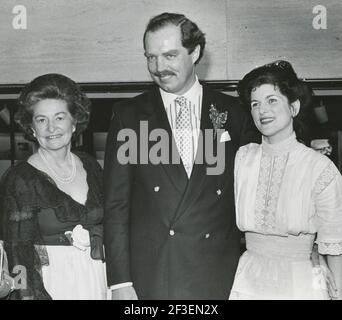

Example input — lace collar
[261,132,300,156]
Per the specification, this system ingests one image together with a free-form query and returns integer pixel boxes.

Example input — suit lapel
[142,87,188,195]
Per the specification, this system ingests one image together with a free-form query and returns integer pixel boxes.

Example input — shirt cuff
[109,282,133,291]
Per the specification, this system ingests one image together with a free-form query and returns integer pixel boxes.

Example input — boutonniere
[209,104,228,138]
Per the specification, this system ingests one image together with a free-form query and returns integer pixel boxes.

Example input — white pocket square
[220,131,231,142]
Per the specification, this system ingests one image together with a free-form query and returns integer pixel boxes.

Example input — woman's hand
[327,255,342,300]
[0,273,14,299]
[318,254,338,299]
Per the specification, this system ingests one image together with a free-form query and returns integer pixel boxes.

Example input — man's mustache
[153,71,176,77]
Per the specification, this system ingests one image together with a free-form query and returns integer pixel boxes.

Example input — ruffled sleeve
[314,161,342,255]
[0,164,51,300]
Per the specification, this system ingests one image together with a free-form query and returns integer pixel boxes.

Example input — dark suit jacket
[103,84,259,299]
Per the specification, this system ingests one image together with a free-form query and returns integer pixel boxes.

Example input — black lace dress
[0,152,106,300]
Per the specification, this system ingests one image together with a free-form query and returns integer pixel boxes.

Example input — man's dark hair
[143,12,206,64]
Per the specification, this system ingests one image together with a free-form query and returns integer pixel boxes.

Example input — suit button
[216,189,222,196]
[169,229,175,236]
[205,233,210,239]
[154,186,160,192]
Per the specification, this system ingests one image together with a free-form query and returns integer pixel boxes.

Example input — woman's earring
[72,126,76,133]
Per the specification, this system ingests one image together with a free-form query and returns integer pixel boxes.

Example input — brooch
[209,104,228,138]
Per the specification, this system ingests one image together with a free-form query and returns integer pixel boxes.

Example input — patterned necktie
[175,96,193,177]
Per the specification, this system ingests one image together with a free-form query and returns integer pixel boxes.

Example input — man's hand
[112,286,138,300]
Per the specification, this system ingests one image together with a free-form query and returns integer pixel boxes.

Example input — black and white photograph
[0,0,341,308]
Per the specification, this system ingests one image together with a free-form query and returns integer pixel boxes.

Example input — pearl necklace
[38,148,77,184]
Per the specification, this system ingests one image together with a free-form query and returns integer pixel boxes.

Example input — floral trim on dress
[255,152,289,233]
[314,162,338,195]
[9,210,33,222]
[318,242,342,255]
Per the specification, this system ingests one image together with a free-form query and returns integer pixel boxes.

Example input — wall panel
[0,0,227,84]
[227,0,342,80]
[0,0,341,84]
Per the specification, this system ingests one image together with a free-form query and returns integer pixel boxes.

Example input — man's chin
[158,83,177,94]
[152,77,175,91]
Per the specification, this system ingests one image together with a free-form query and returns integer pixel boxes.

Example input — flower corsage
[65,225,90,251]
[209,104,228,138]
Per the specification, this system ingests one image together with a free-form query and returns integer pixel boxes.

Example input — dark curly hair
[237,60,313,144]
[15,73,91,141]
[143,12,206,64]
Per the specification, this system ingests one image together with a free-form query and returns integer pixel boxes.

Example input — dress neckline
[25,152,90,208]
[261,132,300,156]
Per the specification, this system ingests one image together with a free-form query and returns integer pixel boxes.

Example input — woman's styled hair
[237,60,313,143]
[143,12,206,64]
[15,73,91,141]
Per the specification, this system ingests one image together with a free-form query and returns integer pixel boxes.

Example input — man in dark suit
[104,12,257,300]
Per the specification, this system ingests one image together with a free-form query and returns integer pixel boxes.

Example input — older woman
[1,74,107,299]
[229,61,342,300]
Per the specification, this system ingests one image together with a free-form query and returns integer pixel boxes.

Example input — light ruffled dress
[230,134,342,299]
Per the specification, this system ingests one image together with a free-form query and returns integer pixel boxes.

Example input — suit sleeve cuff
[109,282,133,290]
